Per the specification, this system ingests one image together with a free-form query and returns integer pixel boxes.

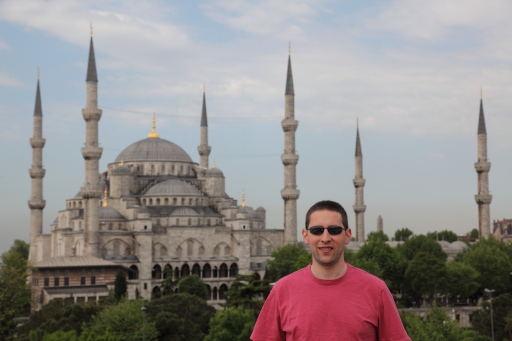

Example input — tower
[28,73,46,263]
[474,90,492,238]
[281,47,300,244]
[377,215,383,233]
[80,31,103,256]
[353,122,366,242]
[198,85,211,170]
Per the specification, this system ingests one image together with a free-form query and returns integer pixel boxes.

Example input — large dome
[144,179,203,196]
[115,138,193,163]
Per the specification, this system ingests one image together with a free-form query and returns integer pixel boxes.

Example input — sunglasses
[306,225,347,236]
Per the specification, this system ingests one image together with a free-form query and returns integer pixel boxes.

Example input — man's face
[302,209,351,270]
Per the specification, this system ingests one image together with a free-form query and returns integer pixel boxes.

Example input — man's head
[305,200,348,230]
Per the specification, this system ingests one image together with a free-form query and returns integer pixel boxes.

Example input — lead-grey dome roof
[206,167,224,177]
[99,206,126,221]
[115,138,193,163]
[112,165,131,175]
[143,179,203,196]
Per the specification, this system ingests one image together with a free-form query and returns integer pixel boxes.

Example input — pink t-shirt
[251,264,411,341]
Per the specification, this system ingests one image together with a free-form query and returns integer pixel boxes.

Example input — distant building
[492,219,512,243]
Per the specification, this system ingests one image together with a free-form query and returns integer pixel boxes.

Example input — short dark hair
[305,200,348,229]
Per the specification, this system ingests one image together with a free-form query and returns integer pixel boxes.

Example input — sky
[1,0,511,255]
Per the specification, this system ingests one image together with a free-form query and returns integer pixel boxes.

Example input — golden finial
[120,160,124,166]
[147,113,160,138]
[241,191,246,207]
[288,42,291,55]
[212,161,216,169]
[102,188,108,207]
[90,22,93,37]
[480,87,483,99]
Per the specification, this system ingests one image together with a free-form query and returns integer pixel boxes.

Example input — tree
[393,228,413,241]
[226,274,272,312]
[398,234,447,262]
[266,243,311,282]
[444,261,479,303]
[427,230,458,243]
[113,270,127,301]
[83,299,158,341]
[0,240,32,340]
[205,307,255,341]
[471,293,512,341]
[161,266,177,296]
[404,252,446,305]
[366,231,389,242]
[146,293,216,341]
[470,228,479,239]
[178,275,208,300]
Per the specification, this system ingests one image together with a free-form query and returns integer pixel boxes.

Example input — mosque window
[256,240,262,255]
[164,198,169,205]
[207,219,211,226]
[64,270,70,286]
[79,201,83,208]
[219,263,228,278]
[91,269,96,285]
[44,271,50,287]
[152,265,162,279]
[267,245,273,255]
[181,198,185,205]
[213,287,218,300]
[149,199,153,205]
[192,264,201,276]
[144,283,147,290]
[203,264,211,278]
[229,263,238,277]
[173,198,177,205]
[188,218,191,225]
[129,265,139,280]
[160,246,167,257]
[196,198,199,205]
[214,245,220,256]
[125,247,131,256]
[199,246,205,255]
[174,267,180,279]
[180,165,183,174]
[151,165,155,175]
[224,246,231,256]
[176,246,182,257]
[187,240,194,256]
[189,198,192,205]
[181,264,190,277]
[113,241,120,257]
[213,267,218,278]
[161,164,165,174]
[176,218,180,226]
[80,269,86,285]
[219,284,228,300]
[157,198,161,205]
[54,270,60,287]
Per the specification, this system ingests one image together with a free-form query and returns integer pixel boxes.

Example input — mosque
[27,33,494,310]
[27,34,299,309]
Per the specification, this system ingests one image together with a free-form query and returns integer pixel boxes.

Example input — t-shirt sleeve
[250,287,286,341]
[378,286,411,341]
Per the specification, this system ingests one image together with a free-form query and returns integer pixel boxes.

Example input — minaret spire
[198,84,211,170]
[28,75,46,263]
[281,47,300,244]
[81,33,103,257]
[353,122,366,242]
[475,90,492,238]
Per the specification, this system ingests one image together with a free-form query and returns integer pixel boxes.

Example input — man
[251,200,410,340]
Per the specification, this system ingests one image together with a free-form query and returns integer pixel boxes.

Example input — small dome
[206,167,224,177]
[256,206,266,212]
[99,207,125,221]
[171,207,199,216]
[449,241,468,250]
[144,179,202,197]
[115,138,193,163]
[438,240,451,249]
[112,165,131,175]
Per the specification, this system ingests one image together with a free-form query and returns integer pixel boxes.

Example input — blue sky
[1,0,511,254]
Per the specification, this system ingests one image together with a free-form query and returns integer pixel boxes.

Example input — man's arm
[251,289,286,341]
[378,287,411,341]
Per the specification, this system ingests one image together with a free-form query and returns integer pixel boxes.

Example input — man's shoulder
[273,265,310,288]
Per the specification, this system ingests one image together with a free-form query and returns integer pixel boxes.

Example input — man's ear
[302,229,309,245]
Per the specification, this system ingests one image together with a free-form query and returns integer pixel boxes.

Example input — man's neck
[310,261,348,280]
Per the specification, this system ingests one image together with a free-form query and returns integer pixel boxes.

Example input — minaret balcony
[475,194,492,205]
[81,186,102,199]
[353,204,366,213]
[281,119,298,132]
[474,162,491,173]
[30,137,46,148]
[353,178,366,187]
[281,154,299,166]
[81,146,103,160]
[28,199,46,209]
[29,168,46,178]
[82,108,102,121]
[281,188,300,200]
[197,145,211,156]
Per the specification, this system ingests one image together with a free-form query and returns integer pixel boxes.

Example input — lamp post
[141,306,147,341]
[484,288,495,341]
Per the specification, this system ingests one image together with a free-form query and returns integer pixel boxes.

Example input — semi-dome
[171,207,200,216]
[144,179,203,196]
[115,138,193,163]
[99,206,126,221]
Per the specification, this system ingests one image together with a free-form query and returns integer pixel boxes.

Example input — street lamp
[141,306,147,341]
[484,288,495,341]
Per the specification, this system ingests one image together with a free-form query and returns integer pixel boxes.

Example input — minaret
[377,215,383,233]
[281,45,300,244]
[28,71,46,263]
[353,121,366,242]
[197,84,211,170]
[474,89,492,238]
[81,28,103,257]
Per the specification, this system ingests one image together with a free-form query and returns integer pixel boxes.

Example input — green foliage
[366,231,389,242]
[393,228,413,241]
[161,266,177,296]
[405,252,446,304]
[113,270,127,301]
[462,237,512,293]
[266,243,311,282]
[178,275,208,300]
[35,328,121,341]
[0,240,32,340]
[83,299,157,341]
[226,274,271,312]
[18,299,103,341]
[444,261,479,301]
[398,234,447,262]
[350,258,382,278]
[146,293,216,341]
[427,230,459,243]
[471,293,512,341]
[205,307,255,341]
[470,228,479,239]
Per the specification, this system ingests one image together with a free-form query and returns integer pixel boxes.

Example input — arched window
[113,241,120,257]
[149,198,153,205]
[192,264,201,277]
[203,264,212,278]
[253,272,261,280]
[213,287,218,300]
[151,164,155,175]
[156,198,161,205]
[206,285,212,300]
[173,198,177,205]
[224,245,231,256]
[256,239,263,255]
[196,198,200,205]
[176,218,180,226]
[229,263,238,277]
[174,267,180,279]
[124,247,131,256]
[214,245,220,256]
[164,198,169,205]
[172,165,175,173]
[199,246,205,256]
[189,198,192,205]
[164,265,172,279]
[219,263,228,278]
[213,266,218,278]
[187,240,194,256]
[152,264,162,279]
[129,265,139,280]
[188,218,191,226]
[181,264,190,277]
[152,286,161,299]
[161,164,165,174]
[160,246,167,257]
[219,284,228,300]
[176,246,182,257]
